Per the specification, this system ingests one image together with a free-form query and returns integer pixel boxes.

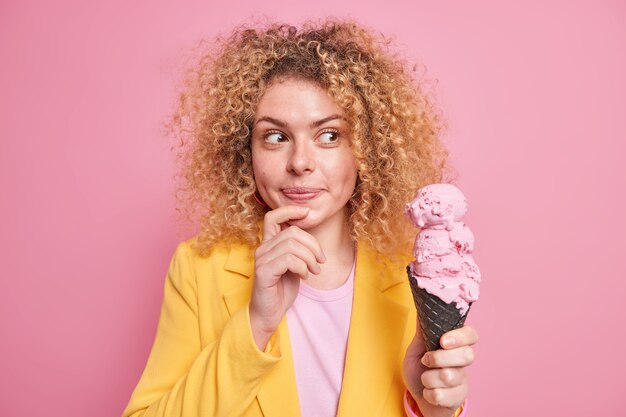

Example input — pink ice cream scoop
[408,262,480,306]
[404,183,468,231]
[405,184,480,315]
[411,253,480,280]
[413,223,475,262]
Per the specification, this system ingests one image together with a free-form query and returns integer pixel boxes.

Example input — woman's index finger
[262,206,310,241]
[440,325,479,349]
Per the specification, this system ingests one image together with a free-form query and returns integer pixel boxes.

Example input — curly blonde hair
[166,18,454,259]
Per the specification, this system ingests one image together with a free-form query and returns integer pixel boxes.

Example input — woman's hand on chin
[248,205,327,350]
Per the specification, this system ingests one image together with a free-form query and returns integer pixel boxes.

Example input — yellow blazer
[122,237,451,417]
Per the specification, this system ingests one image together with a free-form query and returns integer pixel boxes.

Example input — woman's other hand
[403,325,479,417]
[249,205,326,350]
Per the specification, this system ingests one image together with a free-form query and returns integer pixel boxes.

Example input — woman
[123,19,478,417]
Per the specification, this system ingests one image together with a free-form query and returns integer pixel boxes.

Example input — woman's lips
[281,187,323,201]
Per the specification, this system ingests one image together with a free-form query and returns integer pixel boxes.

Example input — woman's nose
[286,140,316,175]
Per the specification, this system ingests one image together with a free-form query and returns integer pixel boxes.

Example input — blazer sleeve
[121,243,281,417]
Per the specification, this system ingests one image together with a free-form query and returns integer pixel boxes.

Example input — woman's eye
[264,132,287,144]
[319,130,339,144]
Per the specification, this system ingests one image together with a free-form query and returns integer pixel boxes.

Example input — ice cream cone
[407,266,472,351]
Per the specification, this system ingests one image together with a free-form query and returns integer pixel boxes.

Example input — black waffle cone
[407,266,472,351]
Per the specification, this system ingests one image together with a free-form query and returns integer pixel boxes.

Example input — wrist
[248,305,276,351]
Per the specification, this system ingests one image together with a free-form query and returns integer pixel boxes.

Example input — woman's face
[251,78,358,230]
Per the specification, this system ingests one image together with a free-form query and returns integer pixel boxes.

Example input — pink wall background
[1,1,625,416]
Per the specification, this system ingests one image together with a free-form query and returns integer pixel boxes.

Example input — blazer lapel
[336,244,410,417]
[222,244,301,417]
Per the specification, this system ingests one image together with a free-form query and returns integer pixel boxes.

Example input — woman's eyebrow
[254,114,346,128]
[310,114,345,128]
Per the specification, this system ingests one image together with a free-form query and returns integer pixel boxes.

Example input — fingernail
[321,252,327,263]
[421,354,430,366]
[442,336,455,348]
